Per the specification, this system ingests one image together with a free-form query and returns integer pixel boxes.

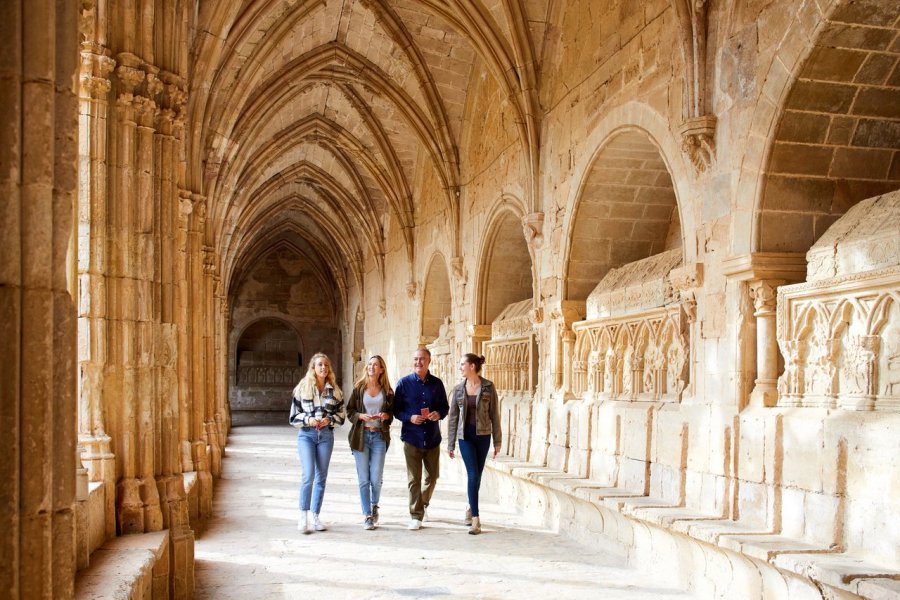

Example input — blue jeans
[458,424,491,517]
[352,430,387,516]
[297,427,335,513]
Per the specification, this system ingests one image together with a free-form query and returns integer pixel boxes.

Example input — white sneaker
[313,513,327,531]
[408,518,422,530]
[298,511,311,534]
[422,506,429,522]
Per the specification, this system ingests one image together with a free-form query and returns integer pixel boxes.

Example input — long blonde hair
[354,354,393,396]
[293,352,342,399]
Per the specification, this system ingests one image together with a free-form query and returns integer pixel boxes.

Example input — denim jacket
[447,377,502,450]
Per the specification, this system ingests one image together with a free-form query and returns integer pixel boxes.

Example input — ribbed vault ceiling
[191,0,551,308]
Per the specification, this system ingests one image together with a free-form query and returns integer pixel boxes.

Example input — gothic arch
[421,253,453,344]
[476,198,534,325]
[562,119,687,303]
[735,0,900,254]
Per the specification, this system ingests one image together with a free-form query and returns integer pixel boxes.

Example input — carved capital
[749,279,783,315]
[528,307,544,326]
[522,212,545,250]
[406,281,417,299]
[356,307,365,322]
[115,60,144,95]
[679,115,716,172]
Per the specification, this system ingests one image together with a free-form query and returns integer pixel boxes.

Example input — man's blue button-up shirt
[393,371,449,449]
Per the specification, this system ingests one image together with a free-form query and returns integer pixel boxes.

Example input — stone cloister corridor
[2,0,900,599]
[192,425,695,599]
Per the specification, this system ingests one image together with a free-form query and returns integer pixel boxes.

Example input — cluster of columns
[74,2,229,597]
[1,2,80,598]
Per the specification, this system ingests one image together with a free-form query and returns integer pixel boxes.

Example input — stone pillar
[189,199,213,519]
[749,280,784,407]
[134,85,165,533]
[722,253,805,409]
[77,45,118,541]
[110,54,147,534]
[176,191,194,474]
[0,1,80,597]
[561,328,576,398]
[203,247,223,477]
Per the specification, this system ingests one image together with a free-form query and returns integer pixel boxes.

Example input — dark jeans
[458,424,491,517]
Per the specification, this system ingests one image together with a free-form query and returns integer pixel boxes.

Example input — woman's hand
[380,412,391,421]
[448,449,455,459]
[492,445,500,459]
[359,414,371,422]
[317,416,331,429]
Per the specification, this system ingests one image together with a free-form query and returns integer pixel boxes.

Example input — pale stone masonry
[1,1,899,599]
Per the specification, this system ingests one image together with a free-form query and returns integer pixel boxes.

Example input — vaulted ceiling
[191,0,552,311]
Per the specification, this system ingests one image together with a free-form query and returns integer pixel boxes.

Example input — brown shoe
[468,516,481,535]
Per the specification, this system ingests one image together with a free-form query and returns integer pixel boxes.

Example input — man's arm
[434,380,450,419]
[393,378,413,422]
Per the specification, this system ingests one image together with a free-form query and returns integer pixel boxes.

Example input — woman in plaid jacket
[289,352,345,533]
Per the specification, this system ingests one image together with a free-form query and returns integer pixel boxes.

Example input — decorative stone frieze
[777,191,900,411]
[570,304,688,402]
[484,299,537,395]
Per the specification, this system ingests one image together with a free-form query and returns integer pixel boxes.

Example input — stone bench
[75,530,170,600]
[478,456,900,600]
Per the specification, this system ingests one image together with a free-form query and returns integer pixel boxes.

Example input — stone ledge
[487,456,899,599]
[75,530,170,600]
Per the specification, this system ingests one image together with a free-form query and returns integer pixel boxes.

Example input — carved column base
[139,476,164,531]
[117,478,145,534]
[205,420,222,477]
[81,434,117,538]
[749,379,779,408]
[155,474,195,599]
[192,441,214,519]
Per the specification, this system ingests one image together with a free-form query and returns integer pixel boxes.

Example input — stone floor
[195,425,697,600]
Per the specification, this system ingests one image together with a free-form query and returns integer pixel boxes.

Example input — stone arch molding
[732,0,899,254]
[229,314,307,376]
[475,195,536,325]
[559,102,698,291]
[420,251,454,344]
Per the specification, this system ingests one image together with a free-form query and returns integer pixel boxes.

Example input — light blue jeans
[352,430,387,516]
[297,427,335,514]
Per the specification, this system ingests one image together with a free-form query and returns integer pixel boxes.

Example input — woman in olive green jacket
[346,355,394,529]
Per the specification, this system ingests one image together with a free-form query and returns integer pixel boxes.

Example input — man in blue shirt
[393,347,449,530]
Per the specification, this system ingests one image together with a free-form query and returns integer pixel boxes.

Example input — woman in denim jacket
[289,352,345,533]
[346,355,394,530]
[447,353,502,534]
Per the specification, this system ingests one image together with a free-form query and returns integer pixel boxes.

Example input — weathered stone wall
[228,247,342,424]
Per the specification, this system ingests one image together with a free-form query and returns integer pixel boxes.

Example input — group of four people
[288,347,502,535]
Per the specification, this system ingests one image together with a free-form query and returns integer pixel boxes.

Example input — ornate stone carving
[679,116,717,172]
[521,212,544,250]
[570,305,688,403]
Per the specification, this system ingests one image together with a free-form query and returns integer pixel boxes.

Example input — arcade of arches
[3,0,899,598]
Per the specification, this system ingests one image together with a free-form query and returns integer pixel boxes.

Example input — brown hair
[462,353,486,373]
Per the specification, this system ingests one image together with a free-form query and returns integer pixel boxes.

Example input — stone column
[0,1,79,597]
[77,46,118,541]
[110,55,146,534]
[189,199,214,519]
[176,190,194,474]
[749,280,784,407]
[722,253,805,409]
[203,247,223,478]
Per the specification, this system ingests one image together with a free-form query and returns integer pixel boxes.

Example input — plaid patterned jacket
[289,381,345,428]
